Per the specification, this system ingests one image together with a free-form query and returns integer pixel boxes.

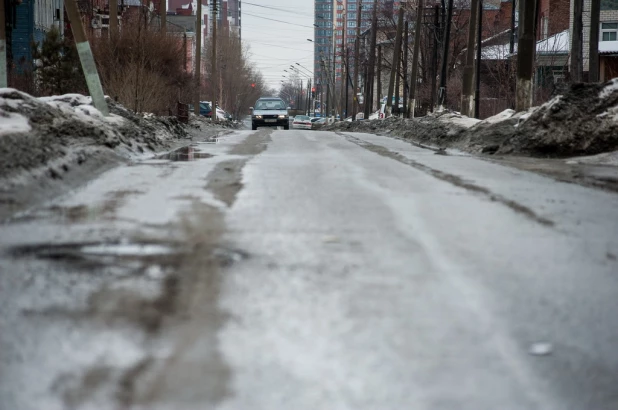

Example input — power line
[243,12,315,28]
[243,1,310,15]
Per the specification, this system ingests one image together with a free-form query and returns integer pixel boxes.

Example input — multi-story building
[569,0,618,80]
[313,0,388,110]
[167,0,241,40]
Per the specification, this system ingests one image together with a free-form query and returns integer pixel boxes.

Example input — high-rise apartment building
[168,0,241,40]
[313,0,391,107]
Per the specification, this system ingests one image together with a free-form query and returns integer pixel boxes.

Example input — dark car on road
[251,97,290,130]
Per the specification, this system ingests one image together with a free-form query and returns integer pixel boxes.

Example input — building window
[541,16,548,39]
[601,22,618,41]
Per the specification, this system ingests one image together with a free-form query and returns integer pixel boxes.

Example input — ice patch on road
[0,112,31,136]
[80,243,175,256]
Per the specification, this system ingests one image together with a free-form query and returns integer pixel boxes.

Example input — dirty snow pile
[327,78,618,157]
[0,88,188,181]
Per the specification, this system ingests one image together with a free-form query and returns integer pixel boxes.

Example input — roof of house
[481,29,569,59]
[599,40,618,54]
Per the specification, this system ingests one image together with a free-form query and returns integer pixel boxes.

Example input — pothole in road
[157,145,214,161]
[9,189,143,224]
[8,240,181,273]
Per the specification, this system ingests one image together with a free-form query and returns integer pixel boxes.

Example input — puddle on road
[157,146,214,162]
[80,243,175,257]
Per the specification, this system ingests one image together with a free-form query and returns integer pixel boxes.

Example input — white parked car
[292,115,313,130]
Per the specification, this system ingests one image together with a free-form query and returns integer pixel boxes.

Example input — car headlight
[278,115,287,119]
[254,115,262,119]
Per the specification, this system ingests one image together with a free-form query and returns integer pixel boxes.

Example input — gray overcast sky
[242,0,315,92]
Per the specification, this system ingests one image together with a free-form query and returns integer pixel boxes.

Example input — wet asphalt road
[1,128,618,410]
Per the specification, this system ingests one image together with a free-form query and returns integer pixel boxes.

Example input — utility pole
[364,0,378,118]
[346,48,351,116]
[212,0,218,122]
[509,0,516,54]
[570,0,583,82]
[109,0,118,39]
[408,0,424,117]
[64,0,109,115]
[437,0,454,110]
[516,0,536,110]
[159,0,166,34]
[461,0,479,117]
[194,0,202,116]
[353,3,362,120]
[0,0,7,88]
[589,0,600,82]
[402,21,409,117]
[430,5,440,111]
[475,0,482,118]
[394,26,402,117]
[376,44,382,111]
[386,6,404,117]
[340,14,347,118]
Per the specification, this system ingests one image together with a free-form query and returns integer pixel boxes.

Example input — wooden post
[402,21,409,117]
[408,0,424,117]
[194,0,202,115]
[461,0,479,117]
[438,0,454,110]
[386,7,404,117]
[589,0,600,82]
[516,0,537,110]
[353,3,362,120]
[376,44,382,111]
[65,0,109,115]
[212,0,218,122]
[430,5,439,111]
[0,0,7,87]
[475,0,482,118]
[570,0,583,82]
[364,0,378,118]
[160,0,166,34]
[109,0,118,39]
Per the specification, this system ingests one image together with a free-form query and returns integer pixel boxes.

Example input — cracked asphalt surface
[1,128,618,410]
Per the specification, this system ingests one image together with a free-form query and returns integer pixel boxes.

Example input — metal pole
[0,0,7,87]
[64,0,109,115]
[438,0,454,110]
[408,0,424,117]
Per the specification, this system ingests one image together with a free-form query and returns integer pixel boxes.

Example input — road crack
[339,132,555,227]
